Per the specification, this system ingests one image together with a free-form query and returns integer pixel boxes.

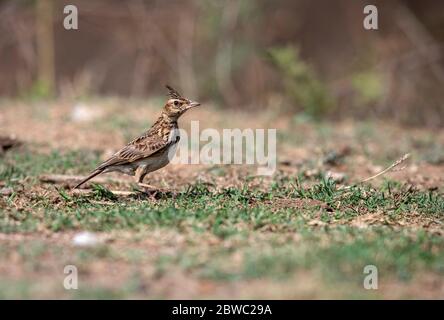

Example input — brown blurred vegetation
[0,0,443,126]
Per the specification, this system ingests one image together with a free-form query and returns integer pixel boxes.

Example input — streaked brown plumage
[73,85,200,189]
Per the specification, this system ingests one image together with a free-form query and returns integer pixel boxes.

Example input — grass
[2,174,442,234]
[1,149,443,231]
[0,104,443,298]
[0,147,101,186]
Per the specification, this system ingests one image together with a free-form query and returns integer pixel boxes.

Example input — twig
[338,153,410,191]
[39,174,129,185]
[70,189,137,197]
[361,153,410,183]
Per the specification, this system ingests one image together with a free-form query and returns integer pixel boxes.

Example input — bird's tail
[73,169,104,189]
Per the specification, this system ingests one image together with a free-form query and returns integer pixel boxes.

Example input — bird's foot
[137,183,158,190]
[137,183,169,198]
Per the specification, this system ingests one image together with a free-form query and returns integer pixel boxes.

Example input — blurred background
[0,0,443,127]
[1,1,444,300]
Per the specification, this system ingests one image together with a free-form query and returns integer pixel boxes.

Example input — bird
[73,85,201,190]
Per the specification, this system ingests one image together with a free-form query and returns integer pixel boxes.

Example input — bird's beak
[188,101,201,108]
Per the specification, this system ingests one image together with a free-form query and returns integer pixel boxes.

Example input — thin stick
[39,174,129,185]
[71,189,137,196]
[361,153,410,183]
[339,153,410,190]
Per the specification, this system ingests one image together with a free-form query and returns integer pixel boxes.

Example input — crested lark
[73,85,200,189]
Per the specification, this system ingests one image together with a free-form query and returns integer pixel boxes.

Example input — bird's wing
[73,133,173,189]
[97,134,172,169]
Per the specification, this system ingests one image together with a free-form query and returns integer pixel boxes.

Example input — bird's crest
[166,85,183,100]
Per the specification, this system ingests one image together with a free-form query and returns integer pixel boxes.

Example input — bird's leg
[138,182,158,190]
[135,166,157,190]
[135,167,161,200]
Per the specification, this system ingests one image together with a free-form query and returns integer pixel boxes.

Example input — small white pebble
[72,231,100,247]
[326,171,346,183]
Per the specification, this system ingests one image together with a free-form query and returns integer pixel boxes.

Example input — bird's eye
[174,100,179,106]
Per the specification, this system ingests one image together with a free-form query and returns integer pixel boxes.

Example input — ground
[0,98,443,299]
